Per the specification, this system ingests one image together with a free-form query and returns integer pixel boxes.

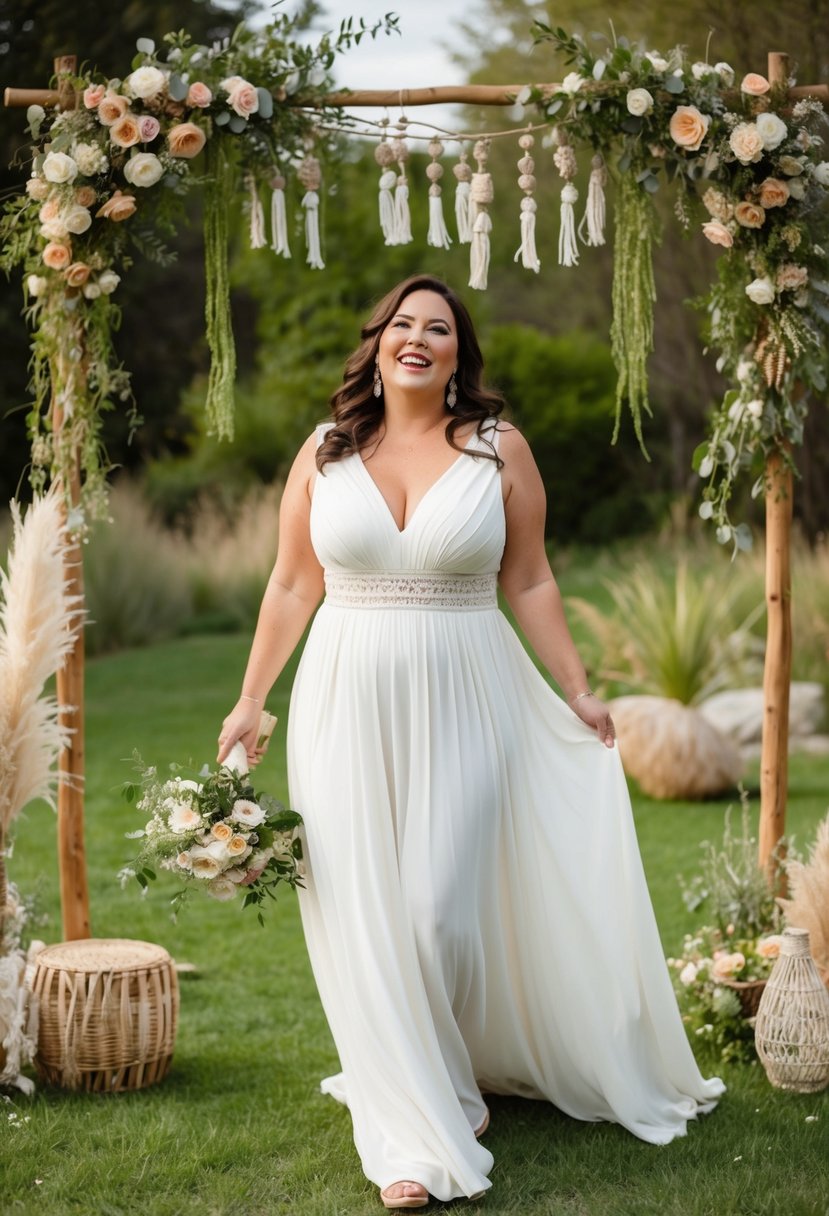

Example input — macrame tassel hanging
[297,154,325,270]
[553,132,580,267]
[390,122,413,245]
[246,173,266,250]
[426,138,451,250]
[269,172,291,258]
[374,132,398,244]
[468,138,493,292]
[514,131,540,273]
[578,153,607,247]
[453,145,472,244]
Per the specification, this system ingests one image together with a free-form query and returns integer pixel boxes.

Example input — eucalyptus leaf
[734,524,753,551]
[228,114,248,134]
[592,59,606,80]
[168,73,188,101]
[546,98,563,116]
[692,442,709,472]
[698,500,714,519]
[256,87,274,119]
[214,110,231,126]
[617,150,631,173]
[643,174,660,193]
[664,75,685,94]
[136,37,155,54]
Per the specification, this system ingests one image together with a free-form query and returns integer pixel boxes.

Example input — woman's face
[376,289,459,403]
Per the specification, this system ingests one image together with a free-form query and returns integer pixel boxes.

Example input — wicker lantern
[754,928,829,1093]
[31,938,179,1092]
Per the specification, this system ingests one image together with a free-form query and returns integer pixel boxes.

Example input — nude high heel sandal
[380,1182,429,1209]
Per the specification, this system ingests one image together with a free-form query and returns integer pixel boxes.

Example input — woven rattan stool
[31,938,179,1092]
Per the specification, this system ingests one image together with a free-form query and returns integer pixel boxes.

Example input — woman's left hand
[571,694,616,749]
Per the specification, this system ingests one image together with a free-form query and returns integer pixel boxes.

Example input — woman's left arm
[497,426,616,749]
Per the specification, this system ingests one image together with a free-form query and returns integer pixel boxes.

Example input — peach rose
[227,834,249,855]
[167,122,207,158]
[39,198,60,223]
[729,123,764,165]
[83,83,106,109]
[42,242,71,270]
[75,185,97,207]
[96,190,137,221]
[734,201,766,228]
[711,951,746,980]
[26,177,49,200]
[110,114,141,149]
[97,91,129,126]
[741,73,771,96]
[220,74,259,119]
[186,81,212,108]
[702,187,733,222]
[669,105,710,152]
[757,935,782,959]
[702,221,733,248]
[777,263,808,290]
[211,822,233,843]
[759,177,790,208]
[63,261,91,287]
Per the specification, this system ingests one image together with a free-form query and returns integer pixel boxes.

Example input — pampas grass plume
[779,814,829,986]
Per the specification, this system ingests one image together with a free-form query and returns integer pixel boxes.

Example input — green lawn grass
[3,632,828,1216]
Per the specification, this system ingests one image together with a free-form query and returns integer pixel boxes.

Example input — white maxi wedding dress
[287,424,724,1202]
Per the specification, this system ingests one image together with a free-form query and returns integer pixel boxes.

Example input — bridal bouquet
[120,738,303,923]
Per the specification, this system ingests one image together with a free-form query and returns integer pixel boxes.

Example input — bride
[217,275,724,1210]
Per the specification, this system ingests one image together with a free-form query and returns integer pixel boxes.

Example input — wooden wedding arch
[4,48,827,940]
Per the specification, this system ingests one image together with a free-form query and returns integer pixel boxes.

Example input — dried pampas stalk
[779,813,829,987]
[0,489,84,937]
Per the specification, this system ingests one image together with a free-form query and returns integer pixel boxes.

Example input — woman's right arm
[217,433,325,763]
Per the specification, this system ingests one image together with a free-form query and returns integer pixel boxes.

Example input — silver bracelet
[239,694,261,704]
[569,691,594,704]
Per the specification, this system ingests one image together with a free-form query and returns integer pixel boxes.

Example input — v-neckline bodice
[357,447,469,535]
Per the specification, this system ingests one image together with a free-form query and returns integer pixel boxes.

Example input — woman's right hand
[217,700,262,767]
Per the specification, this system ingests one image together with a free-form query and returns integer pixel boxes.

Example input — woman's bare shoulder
[494,422,534,461]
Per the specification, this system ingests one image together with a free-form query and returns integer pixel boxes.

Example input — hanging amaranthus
[203,137,237,441]
[609,174,658,455]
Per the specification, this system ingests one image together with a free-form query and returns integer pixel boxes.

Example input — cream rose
[757,935,783,959]
[206,875,238,901]
[82,282,101,299]
[741,73,771,96]
[626,88,653,117]
[230,798,266,828]
[64,204,92,234]
[42,242,71,270]
[123,153,163,188]
[97,91,130,125]
[75,185,97,207]
[126,65,167,100]
[729,123,764,165]
[759,177,790,208]
[40,217,68,240]
[702,187,733,222]
[186,81,212,107]
[777,263,808,290]
[220,74,260,118]
[176,851,193,870]
[42,151,78,184]
[26,177,49,199]
[745,276,776,305]
[702,221,733,248]
[734,201,765,228]
[98,269,121,294]
[669,105,710,152]
[96,190,137,221]
[63,261,91,287]
[189,848,222,879]
[787,177,806,200]
[777,155,804,176]
[110,114,141,149]
[83,83,106,109]
[26,274,48,297]
[755,112,787,150]
[167,122,207,159]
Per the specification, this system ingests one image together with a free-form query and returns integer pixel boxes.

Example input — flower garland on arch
[528,25,829,549]
[0,13,397,528]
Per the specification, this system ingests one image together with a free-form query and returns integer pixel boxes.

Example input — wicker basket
[721,977,767,1019]
[754,928,829,1093]
[30,938,179,1092]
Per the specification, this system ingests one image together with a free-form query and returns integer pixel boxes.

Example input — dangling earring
[373,354,383,398]
[446,370,458,411]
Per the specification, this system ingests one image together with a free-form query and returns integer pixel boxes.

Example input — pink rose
[759,177,790,208]
[741,73,771,96]
[42,241,71,270]
[167,122,207,158]
[777,264,808,290]
[186,81,212,108]
[138,115,161,143]
[220,74,259,119]
[39,198,61,223]
[83,83,106,109]
[702,221,733,248]
[734,201,766,228]
[669,105,710,152]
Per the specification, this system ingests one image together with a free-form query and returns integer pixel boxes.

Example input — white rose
[645,51,668,73]
[787,177,806,200]
[98,269,121,294]
[813,161,829,186]
[26,274,48,297]
[679,962,698,985]
[42,151,78,184]
[73,141,108,176]
[64,204,92,234]
[126,65,167,99]
[123,152,163,188]
[189,848,221,879]
[206,875,238,901]
[715,62,735,85]
[755,112,788,150]
[745,276,776,305]
[230,798,266,828]
[561,72,585,96]
[82,282,102,299]
[168,801,203,833]
[692,62,715,80]
[40,217,69,240]
[626,88,654,117]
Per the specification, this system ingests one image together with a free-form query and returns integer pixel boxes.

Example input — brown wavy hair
[317,275,506,471]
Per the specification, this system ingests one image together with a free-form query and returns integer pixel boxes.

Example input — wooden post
[758,51,793,879]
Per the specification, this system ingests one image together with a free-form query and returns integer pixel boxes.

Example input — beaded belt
[324,571,498,609]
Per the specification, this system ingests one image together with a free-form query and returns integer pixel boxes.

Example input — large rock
[699,683,826,746]
[610,695,742,800]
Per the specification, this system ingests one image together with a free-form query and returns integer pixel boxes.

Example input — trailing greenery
[610,173,658,452]
[203,138,237,440]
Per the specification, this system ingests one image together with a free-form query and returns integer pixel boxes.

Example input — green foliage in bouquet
[121,754,303,924]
